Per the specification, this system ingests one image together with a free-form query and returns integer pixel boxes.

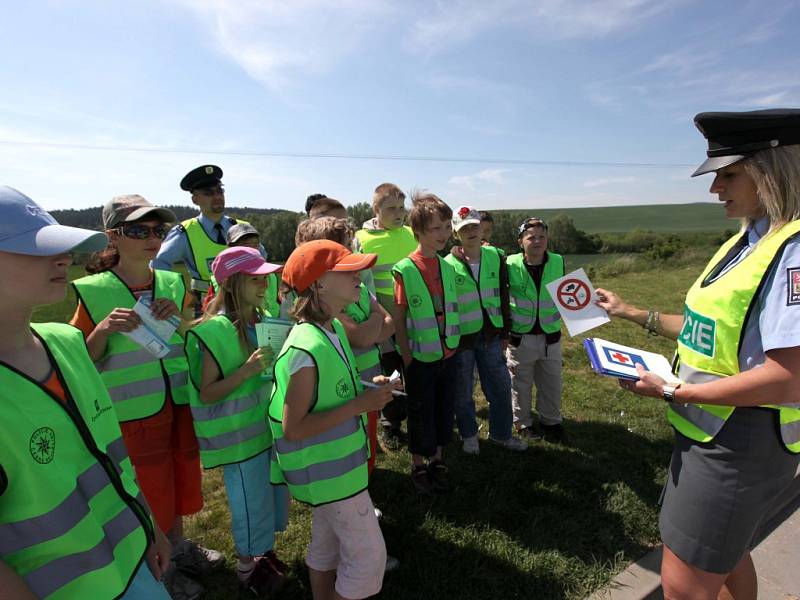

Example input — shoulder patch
[787,268,800,305]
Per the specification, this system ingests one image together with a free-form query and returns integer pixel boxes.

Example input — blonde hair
[201,272,263,349]
[742,145,800,232]
[295,217,354,247]
[288,283,333,324]
[372,183,405,213]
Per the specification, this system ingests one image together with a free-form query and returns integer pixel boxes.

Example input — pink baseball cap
[211,246,282,282]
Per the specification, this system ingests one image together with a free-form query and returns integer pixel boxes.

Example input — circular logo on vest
[409,294,422,308]
[455,275,465,286]
[335,378,351,399]
[29,427,55,464]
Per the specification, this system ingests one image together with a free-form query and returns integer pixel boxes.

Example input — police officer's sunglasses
[118,223,171,240]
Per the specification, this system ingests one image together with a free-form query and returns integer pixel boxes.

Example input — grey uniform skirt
[659,406,799,574]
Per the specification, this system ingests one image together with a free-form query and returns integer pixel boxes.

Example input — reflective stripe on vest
[182,218,252,284]
[392,256,461,362]
[343,283,381,375]
[184,315,271,468]
[671,221,800,451]
[269,320,369,506]
[355,226,417,297]
[444,246,504,335]
[0,323,150,599]
[506,252,564,334]
[72,269,191,418]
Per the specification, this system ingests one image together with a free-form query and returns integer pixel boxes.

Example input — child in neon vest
[271,240,398,600]
[392,193,462,495]
[70,195,220,597]
[184,246,289,597]
[0,186,172,599]
[446,206,527,455]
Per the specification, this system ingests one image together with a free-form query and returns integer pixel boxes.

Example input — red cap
[282,240,377,292]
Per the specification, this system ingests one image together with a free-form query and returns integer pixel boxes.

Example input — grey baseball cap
[0,186,108,256]
[226,222,260,245]
[102,194,176,229]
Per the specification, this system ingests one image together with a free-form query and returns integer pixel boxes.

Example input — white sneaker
[374,506,383,520]
[462,434,480,455]
[488,435,528,452]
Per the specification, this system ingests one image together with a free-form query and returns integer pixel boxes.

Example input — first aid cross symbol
[610,352,631,364]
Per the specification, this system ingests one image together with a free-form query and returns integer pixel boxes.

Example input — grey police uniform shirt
[151,214,267,278]
[678,216,800,383]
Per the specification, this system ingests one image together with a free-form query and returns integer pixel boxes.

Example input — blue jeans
[120,562,171,600]
[453,333,513,441]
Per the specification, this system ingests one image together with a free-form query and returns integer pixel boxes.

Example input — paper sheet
[255,318,294,380]
[122,296,180,359]
[545,268,610,336]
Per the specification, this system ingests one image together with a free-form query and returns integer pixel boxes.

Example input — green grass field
[495,202,732,233]
[38,254,709,599]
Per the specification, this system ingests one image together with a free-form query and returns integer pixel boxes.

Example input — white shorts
[305,490,386,599]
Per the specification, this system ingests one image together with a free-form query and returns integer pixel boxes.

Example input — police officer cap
[180,165,223,191]
[692,108,800,177]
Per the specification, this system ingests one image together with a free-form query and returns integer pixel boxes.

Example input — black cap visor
[691,154,747,177]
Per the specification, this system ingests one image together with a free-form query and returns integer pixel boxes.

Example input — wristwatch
[662,383,681,403]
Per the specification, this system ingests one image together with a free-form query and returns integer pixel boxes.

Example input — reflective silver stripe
[372,264,394,273]
[352,346,375,358]
[107,376,165,403]
[105,436,129,466]
[98,344,184,371]
[481,288,500,298]
[28,505,142,599]
[669,403,728,436]
[539,313,561,325]
[512,297,536,309]
[538,300,556,309]
[0,463,109,554]
[282,446,368,486]
[168,371,189,389]
[459,291,480,304]
[410,339,442,354]
[196,421,267,452]
[781,419,800,445]
[459,309,483,324]
[191,392,261,422]
[484,307,502,316]
[190,278,210,293]
[677,363,724,384]
[445,302,458,312]
[444,325,459,337]
[409,316,438,329]
[275,417,360,454]
[373,278,394,290]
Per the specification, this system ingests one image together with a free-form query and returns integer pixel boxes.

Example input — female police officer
[596,109,800,600]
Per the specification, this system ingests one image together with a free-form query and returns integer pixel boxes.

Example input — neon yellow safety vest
[392,256,461,362]
[0,323,152,599]
[181,217,251,290]
[506,252,564,335]
[355,226,417,297]
[184,315,272,468]
[671,222,800,452]
[268,320,369,506]
[72,270,191,421]
[343,283,382,379]
[444,246,504,335]
[210,272,281,318]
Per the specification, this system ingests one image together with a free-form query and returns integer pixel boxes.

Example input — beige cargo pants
[505,334,563,428]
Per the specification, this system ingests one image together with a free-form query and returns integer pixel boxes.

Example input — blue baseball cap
[0,186,108,256]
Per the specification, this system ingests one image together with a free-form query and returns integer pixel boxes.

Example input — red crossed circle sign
[556,279,591,311]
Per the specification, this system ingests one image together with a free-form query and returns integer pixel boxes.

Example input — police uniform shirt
[679,216,800,381]
[151,214,267,277]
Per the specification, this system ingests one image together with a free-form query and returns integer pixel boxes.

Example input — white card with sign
[544,268,610,336]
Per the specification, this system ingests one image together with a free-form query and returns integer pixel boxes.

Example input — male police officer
[152,165,264,311]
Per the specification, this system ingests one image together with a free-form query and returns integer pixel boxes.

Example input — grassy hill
[494,202,732,233]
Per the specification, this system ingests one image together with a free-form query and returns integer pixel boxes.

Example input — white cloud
[449,168,509,190]
[583,176,641,188]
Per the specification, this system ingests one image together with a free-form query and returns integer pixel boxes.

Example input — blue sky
[2,0,799,213]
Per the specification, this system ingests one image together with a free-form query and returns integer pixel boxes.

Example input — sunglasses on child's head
[118,223,171,240]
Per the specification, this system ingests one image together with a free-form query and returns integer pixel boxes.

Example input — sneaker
[240,558,287,598]
[374,506,383,521]
[260,550,288,576]
[411,464,435,496]
[541,423,569,444]
[488,435,528,452]
[384,555,400,574]
[172,539,225,576]
[163,565,204,600]
[461,434,480,455]
[426,460,450,493]
[378,426,402,452]
[517,426,542,440]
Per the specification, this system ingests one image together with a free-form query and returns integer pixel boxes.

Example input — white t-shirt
[287,324,350,375]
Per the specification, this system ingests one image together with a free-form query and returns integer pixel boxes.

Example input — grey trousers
[506,334,563,427]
